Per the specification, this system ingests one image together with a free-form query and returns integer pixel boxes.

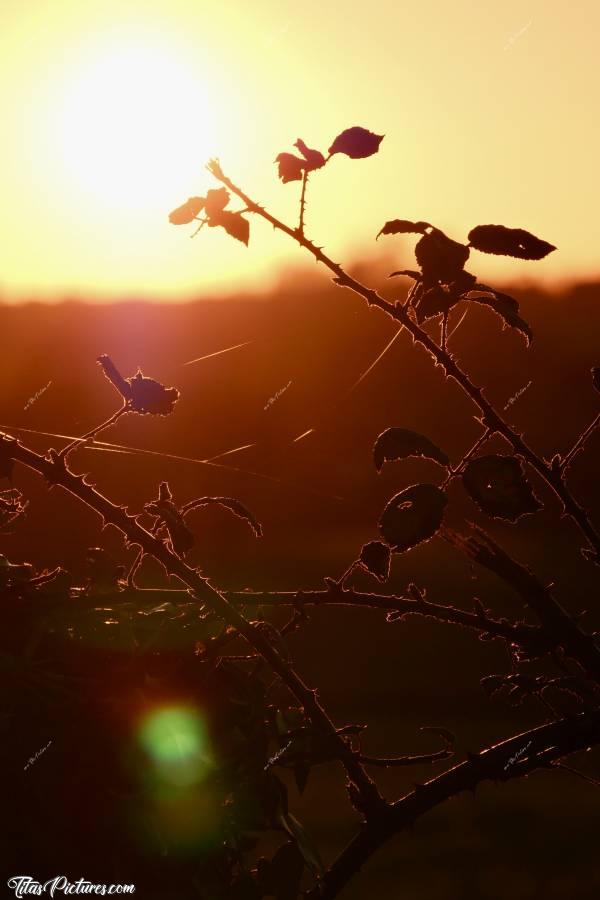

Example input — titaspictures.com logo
[6,878,135,897]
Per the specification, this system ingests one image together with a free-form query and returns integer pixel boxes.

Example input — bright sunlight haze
[1,0,599,301]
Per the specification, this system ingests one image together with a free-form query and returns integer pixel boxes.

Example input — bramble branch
[96,584,552,654]
[0,430,385,818]
[446,526,600,683]
[308,711,600,899]
[206,160,600,563]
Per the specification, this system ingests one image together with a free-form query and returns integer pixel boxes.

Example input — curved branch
[206,160,600,563]
[359,728,455,768]
[0,431,384,819]
[308,710,600,899]
[105,584,552,654]
[58,404,129,460]
[299,170,309,235]
[181,495,262,537]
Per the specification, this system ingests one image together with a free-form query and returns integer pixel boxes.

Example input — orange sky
[0,0,598,302]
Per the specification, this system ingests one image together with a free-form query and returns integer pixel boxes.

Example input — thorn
[324,576,342,593]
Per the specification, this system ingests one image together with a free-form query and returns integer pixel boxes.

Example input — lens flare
[129,704,222,853]
[138,705,214,787]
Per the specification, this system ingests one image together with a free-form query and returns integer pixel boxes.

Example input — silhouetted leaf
[294,763,310,795]
[468,224,556,260]
[216,497,262,536]
[168,196,205,225]
[414,285,460,323]
[275,139,325,184]
[294,139,326,171]
[379,484,448,553]
[98,356,180,415]
[182,496,262,537]
[377,219,430,239]
[359,540,391,582]
[209,210,250,246]
[127,370,180,416]
[328,126,384,159]
[204,187,230,218]
[145,488,195,556]
[388,269,422,280]
[97,354,132,402]
[467,289,532,344]
[592,367,600,394]
[451,271,478,293]
[275,152,305,183]
[415,229,470,284]
[374,427,450,470]
[462,455,542,522]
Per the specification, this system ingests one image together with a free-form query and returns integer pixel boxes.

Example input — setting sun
[3,2,600,896]
[46,38,218,215]
[1,0,599,300]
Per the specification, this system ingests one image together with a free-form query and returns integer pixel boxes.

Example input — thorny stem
[307,710,600,899]
[0,431,385,819]
[191,217,208,238]
[109,585,552,653]
[3,164,596,898]
[446,527,600,683]
[358,730,454,767]
[358,750,450,767]
[126,518,161,587]
[207,160,600,563]
[299,170,309,235]
[403,279,421,309]
[441,427,492,489]
[335,561,358,589]
[58,405,129,461]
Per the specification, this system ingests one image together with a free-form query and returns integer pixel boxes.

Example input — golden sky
[1,0,598,301]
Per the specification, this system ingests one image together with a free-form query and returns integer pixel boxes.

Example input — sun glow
[45,37,219,217]
[1,0,598,299]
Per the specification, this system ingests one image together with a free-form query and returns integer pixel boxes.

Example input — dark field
[2,270,600,898]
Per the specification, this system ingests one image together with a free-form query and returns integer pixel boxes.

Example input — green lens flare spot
[138,705,214,786]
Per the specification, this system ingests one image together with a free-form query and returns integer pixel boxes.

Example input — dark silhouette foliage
[379,484,448,552]
[2,122,599,900]
[373,427,449,470]
[461,455,542,522]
